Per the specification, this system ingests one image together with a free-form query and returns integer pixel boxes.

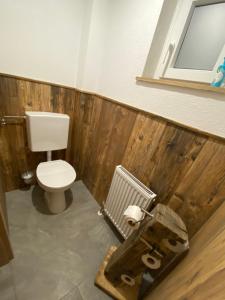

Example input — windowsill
[136,76,225,95]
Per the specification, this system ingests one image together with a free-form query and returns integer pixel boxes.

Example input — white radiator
[104,165,156,239]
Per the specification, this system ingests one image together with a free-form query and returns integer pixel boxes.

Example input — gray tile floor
[0,181,119,300]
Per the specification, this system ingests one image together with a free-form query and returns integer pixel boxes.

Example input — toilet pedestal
[45,191,66,214]
[37,160,76,215]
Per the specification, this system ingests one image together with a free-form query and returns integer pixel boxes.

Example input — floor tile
[2,180,119,300]
[78,276,112,300]
[0,264,17,300]
[60,286,83,300]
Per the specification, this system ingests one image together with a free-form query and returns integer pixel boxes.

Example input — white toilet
[25,111,76,214]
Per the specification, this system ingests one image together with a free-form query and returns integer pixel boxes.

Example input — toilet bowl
[37,160,76,214]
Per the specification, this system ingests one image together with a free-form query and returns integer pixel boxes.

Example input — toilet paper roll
[123,205,144,230]
[141,253,161,269]
[162,238,188,253]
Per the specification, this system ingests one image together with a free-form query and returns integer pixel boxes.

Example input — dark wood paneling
[0,163,8,226]
[0,165,13,266]
[0,77,76,190]
[0,74,225,239]
[74,97,225,238]
[146,197,225,300]
[168,139,225,237]
[81,98,137,202]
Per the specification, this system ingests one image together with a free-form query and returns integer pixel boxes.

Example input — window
[145,0,225,84]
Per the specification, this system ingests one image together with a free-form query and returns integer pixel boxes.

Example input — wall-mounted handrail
[0,115,26,126]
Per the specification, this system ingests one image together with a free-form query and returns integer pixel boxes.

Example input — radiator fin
[104,165,156,239]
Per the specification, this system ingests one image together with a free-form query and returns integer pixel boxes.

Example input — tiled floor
[0,181,119,300]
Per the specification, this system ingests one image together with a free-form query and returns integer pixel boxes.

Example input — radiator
[104,165,156,239]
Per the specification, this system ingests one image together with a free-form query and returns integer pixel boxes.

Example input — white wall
[0,0,87,86]
[77,0,111,91]
[0,0,225,138]
[83,0,225,138]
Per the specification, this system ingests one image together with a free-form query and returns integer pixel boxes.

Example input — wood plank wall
[145,196,225,300]
[0,76,77,190]
[0,75,225,238]
[0,162,13,266]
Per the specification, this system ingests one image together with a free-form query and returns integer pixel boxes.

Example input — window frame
[155,0,225,83]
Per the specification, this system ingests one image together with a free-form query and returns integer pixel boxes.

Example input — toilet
[25,111,76,214]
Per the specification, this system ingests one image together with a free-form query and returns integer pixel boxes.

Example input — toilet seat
[37,160,76,190]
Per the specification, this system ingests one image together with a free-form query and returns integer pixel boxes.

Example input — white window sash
[156,0,225,83]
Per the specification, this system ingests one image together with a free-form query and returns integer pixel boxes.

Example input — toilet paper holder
[0,115,26,126]
[126,206,154,227]
[104,203,189,291]
[140,207,154,220]
[137,207,154,224]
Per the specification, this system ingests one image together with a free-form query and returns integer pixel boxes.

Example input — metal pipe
[1,116,26,126]
[47,151,52,161]
[141,208,154,219]
[131,207,154,227]
[2,116,26,119]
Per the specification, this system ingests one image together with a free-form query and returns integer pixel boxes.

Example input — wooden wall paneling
[79,96,103,190]
[70,92,94,179]
[73,97,137,204]
[0,165,13,266]
[78,96,225,239]
[145,198,225,300]
[0,77,76,190]
[22,80,52,112]
[146,124,207,204]
[78,94,100,178]
[70,91,82,178]
[121,113,166,184]
[7,124,28,188]
[0,77,22,115]
[81,99,119,200]
[79,96,105,180]
[167,138,225,238]
[0,163,8,224]
[0,78,52,190]
[0,77,30,190]
[92,101,137,203]
[0,202,13,266]
[0,127,19,191]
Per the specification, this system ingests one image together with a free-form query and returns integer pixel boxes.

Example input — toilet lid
[37,160,76,189]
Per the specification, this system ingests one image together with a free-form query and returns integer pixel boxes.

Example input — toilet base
[45,191,66,214]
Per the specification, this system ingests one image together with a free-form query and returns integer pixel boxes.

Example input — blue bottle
[211,58,225,87]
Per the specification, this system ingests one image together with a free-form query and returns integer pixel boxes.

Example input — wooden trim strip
[0,72,224,142]
[136,76,225,95]
[0,72,76,91]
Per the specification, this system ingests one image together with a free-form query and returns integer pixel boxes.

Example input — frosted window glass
[175,2,225,71]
